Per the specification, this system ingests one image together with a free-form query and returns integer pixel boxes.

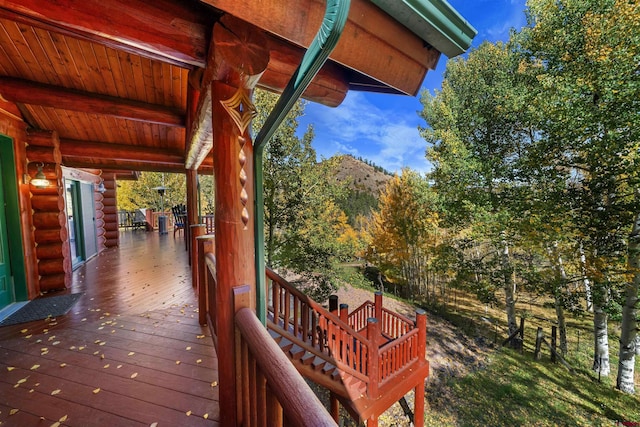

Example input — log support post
[375,291,383,321]
[199,15,269,427]
[190,224,206,289]
[414,309,427,427]
[329,295,339,314]
[367,318,380,398]
[339,303,349,324]
[185,168,199,259]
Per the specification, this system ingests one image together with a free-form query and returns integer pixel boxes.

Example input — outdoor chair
[132,209,148,231]
[172,204,186,236]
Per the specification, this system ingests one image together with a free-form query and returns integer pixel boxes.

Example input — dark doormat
[0,293,82,327]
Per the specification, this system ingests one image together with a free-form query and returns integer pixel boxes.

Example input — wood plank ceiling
[0,0,441,175]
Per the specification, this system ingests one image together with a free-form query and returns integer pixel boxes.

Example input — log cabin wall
[27,130,71,292]
[94,181,106,252]
[0,99,39,299]
[102,173,118,248]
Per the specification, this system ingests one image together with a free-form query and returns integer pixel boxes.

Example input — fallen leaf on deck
[103,364,110,369]
[25,334,32,339]
[130,372,138,379]
[94,340,101,344]
[50,422,60,427]
[7,366,15,371]
[60,363,67,368]
[117,365,123,369]
[9,409,19,415]
[203,413,209,419]
[196,335,205,339]
[150,423,158,427]
[100,354,105,360]
[93,388,100,394]
[30,365,40,370]
[175,361,181,365]
[51,389,61,395]
[186,411,192,416]
[196,359,202,364]
[20,329,28,333]
[59,415,68,422]
[93,351,99,355]
[128,352,135,356]
[17,377,28,384]
[211,381,218,387]
[52,341,60,346]
[186,346,191,351]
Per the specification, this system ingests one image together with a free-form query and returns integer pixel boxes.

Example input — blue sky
[298,0,528,173]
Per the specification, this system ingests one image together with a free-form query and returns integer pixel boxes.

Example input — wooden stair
[264,268,429,425]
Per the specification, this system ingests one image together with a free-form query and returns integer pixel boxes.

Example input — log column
[27,130,70,292]
[101,172,118,247]
[208,16,269,426]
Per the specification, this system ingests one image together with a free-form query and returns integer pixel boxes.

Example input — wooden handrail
[266,269,372,379]
[235,304,336,426]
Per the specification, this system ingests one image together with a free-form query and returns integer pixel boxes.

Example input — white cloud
[303,92,431,173]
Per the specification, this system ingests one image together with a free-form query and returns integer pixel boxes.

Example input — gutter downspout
[253,0,351,324]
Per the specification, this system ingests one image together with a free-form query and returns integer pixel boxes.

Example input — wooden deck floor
[0,231,220,426]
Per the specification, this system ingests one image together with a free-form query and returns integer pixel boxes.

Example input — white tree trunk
[501,239,518,337]
[549,243,568,355]
[579,242,594,312]
[592,293,611,377]
[617,207,640,394]
[636,335,640,356]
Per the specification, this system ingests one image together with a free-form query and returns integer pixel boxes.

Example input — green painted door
[0,159,14,310]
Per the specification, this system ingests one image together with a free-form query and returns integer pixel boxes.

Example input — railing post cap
[375,291,383,296]
[415,308,426,316]
[339,303,349,309]
[367,317,378,323]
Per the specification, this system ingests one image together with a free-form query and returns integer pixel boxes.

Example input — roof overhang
[371,0,477,58]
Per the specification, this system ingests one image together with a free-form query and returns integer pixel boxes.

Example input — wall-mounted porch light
[30,163,49,188]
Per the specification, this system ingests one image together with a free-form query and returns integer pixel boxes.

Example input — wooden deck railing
[196,249,427,425]
[199,248,335,426]
[347,293,415,340]
[266,269,371,379]
[233,286,337,427]
[265,269,427,400]
[199,214,215,234]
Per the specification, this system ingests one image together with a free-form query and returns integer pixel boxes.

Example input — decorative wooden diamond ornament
[220,87,257,134]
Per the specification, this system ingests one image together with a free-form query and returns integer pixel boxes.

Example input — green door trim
[0,134,28,301]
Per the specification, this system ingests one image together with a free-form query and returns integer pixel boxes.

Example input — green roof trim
[371,0,477,58]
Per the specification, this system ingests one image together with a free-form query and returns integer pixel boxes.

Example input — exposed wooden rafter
[0,77,185,127]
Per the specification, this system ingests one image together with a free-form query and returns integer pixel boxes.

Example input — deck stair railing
[265,268,429,425]
[233,285,337,427]
[196,245,429,426]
